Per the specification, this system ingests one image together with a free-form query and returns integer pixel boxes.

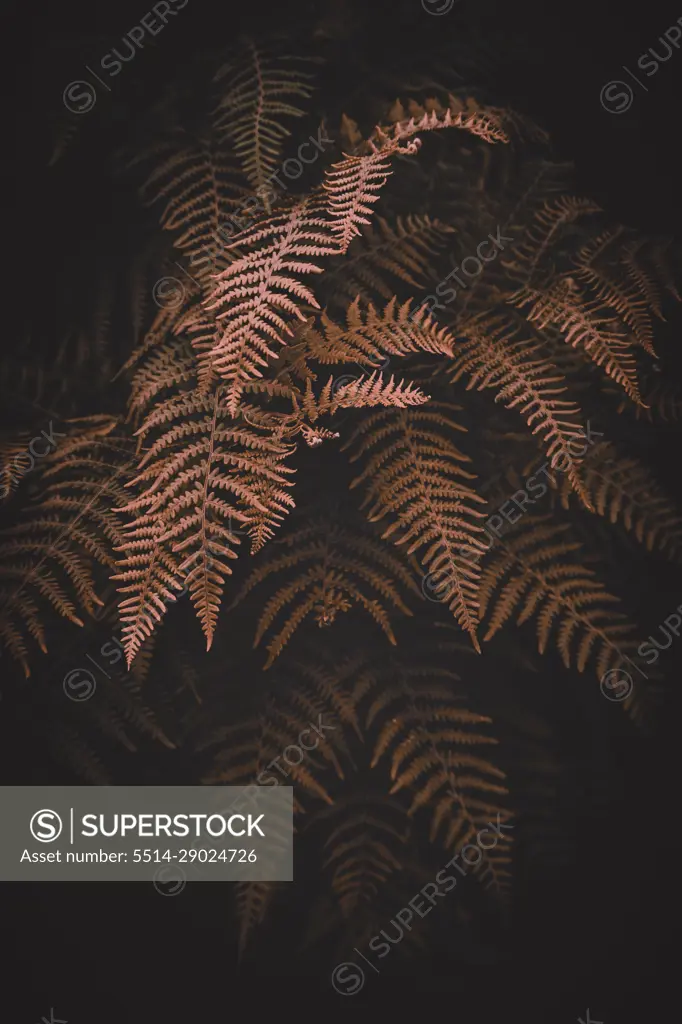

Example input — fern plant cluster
[2,20,682,965]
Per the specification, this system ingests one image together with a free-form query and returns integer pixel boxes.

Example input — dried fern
[478,517,644,711]
[214,40,317,199]
[229,519,420,667]
[358,657,513,895]
[343,403,488,648]
[557,440,682,564]
[0,419,134,676]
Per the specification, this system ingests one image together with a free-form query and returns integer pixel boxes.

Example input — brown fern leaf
[0,436,34,502]
[199,699,338,803]
[360,659,513,895]
[87,671,177,752]
[198,193,340,413]
[557,441,682,563]
[227,791,292,958]
[313,372,429,412]
[324,99,507,252]
[512,279,644,405]
[286,648,364,741]
[372,95,510,148]
[109,515,186,670]
[323,214,456,309]
[304,843,432,961]
[116,293,200,388]
[621,239,668,319]
[506,196,601,281]
[242,372,430,443]
[126,335,198,422]
[323,145,399,252]
[305,296,456,367]
[478,517,644,711]
[214,40,317,200]
[229,520,420,667]
[342,404,488,650]
[197,100,504,408]
[318,795,410,918]
[0,420,133,676]
[135,134,246,286]
[113,385,295,664]
[447,313,592,508]
[574,230,656,355]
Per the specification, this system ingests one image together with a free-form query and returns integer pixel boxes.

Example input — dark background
[3,0,681,1019]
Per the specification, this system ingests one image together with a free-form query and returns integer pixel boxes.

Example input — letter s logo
[62,81,97,114]
[599,81,634,114]
[637,54,659,76]
[637,641,659,665]
[30,809,63,842]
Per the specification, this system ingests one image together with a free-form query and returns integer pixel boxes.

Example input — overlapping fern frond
[135,132,247,285]
[230,519,420,667]
[113,383,296,665]
[573,229,656,355]
[356,656,513,894]
[343,403,488,649]
[198,193,340,410]
[0,418,133,675]
[512,279,644,404]
[323,214,455,310]
[556,440,682,564]
[508,195,602,285]
[312,794,412,925]
[214,40,317,199]
[478,517,643,706]
[447,312,592,506]
[306,295,457,364]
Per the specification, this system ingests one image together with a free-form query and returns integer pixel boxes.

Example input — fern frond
[306,296,456,367]
[448,313,592,507]
[621,239,666,319]
[323,97,507,252]
[114,385,295,664]
[229,520,420,667]
[234,882,277,960]
[343,404,487,649]
[371,95,510,149]
[508,195,601,282]
[214,41,317,199]
[323,146,397,251]
[198,662,347,957]
[557,441,682,563]
[478,517,643,705]
[323,214,455,310]
[137,134,246,285]
[318,795,409,917]
[200,699,337,803]
[512,280,643,404]
[315,372,429,412]
[360,658,513,894]
[574,230,656,355]
[0,421,133,676]
[199,194,340,412]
